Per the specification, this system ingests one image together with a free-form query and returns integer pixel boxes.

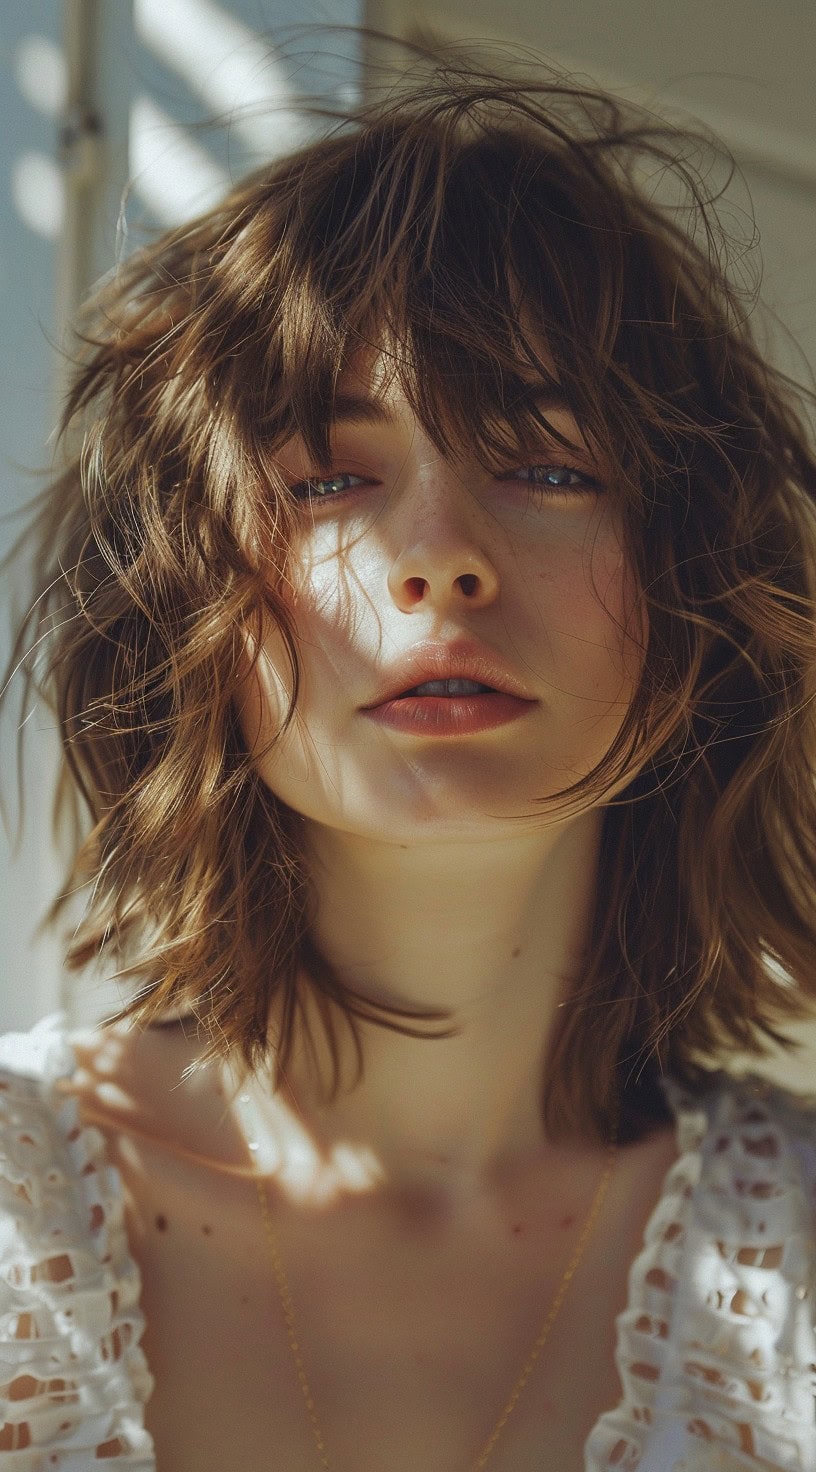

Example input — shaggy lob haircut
[7,34,816,1143]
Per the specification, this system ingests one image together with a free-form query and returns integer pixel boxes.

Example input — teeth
[404,678,495,697]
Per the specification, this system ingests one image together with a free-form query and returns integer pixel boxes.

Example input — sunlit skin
[234,349,650,1220]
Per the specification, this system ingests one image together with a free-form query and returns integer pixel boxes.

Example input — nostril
[459,573,478,595]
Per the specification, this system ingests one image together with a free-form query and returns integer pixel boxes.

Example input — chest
[120,1152,645,1472]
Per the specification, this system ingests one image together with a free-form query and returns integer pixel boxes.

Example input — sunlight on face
[235,352,647,843]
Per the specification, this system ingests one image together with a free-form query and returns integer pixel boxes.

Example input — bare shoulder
[53,1015,246,1173]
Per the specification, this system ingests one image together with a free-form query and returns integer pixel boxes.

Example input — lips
[363,687,534,737]
[362,641,535,709]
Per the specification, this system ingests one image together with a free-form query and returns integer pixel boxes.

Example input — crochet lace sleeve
[0,1013,156,1470]
[587,1071,816,1472]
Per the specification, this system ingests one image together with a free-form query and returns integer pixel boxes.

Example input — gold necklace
[239,1085,620,1472]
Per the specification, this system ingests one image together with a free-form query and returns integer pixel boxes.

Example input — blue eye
[288,473,365,502]
[287,462,601,505]
[503,463,601,494]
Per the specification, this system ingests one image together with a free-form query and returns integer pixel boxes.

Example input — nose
[386,479,501,615]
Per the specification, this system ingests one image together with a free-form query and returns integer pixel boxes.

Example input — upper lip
[361,640,537,707]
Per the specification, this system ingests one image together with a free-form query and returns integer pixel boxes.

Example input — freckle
[512,1223,524,1236]
[202,1224,212,1235]
[155,1214,168,1232]
[511,947,521,958]
[241,1294,249,1305]
[559,1214,575,1230]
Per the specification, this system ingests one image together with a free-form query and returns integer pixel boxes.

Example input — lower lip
[362,693,535,736]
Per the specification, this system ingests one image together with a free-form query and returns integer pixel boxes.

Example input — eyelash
[287,462,601,504]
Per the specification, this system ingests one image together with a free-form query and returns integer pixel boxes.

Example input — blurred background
[1,1,815,1086]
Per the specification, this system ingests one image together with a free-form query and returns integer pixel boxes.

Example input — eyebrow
[328,387,574,425]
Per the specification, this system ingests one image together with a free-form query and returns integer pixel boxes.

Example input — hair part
[6,27,816,1144]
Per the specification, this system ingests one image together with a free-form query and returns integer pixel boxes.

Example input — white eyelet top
[0,1011,815,1470]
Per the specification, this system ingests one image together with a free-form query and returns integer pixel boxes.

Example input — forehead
[333,346,581,433]
[276,314,609,475]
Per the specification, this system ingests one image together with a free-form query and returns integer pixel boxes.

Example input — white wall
[0,2,67,1032]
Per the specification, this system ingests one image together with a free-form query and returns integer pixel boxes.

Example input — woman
[2,31,816,1472]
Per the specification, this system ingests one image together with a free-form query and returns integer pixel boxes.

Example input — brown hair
[6,28,816,1143]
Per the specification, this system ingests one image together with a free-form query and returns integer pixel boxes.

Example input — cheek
[233,530,356,757]
[590,537,645,658]
[528,530,645,693]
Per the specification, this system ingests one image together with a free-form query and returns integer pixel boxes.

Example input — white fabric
[0,1010,815,1470]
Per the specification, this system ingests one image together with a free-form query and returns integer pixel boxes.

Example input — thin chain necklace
[237,1084,620,1472]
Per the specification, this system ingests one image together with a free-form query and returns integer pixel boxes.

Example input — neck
[248,809,606,1208]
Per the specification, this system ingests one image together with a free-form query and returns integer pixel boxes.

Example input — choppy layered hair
[6,28,816,1143]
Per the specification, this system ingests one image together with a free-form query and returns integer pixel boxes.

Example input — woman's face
[236,352,646,841]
